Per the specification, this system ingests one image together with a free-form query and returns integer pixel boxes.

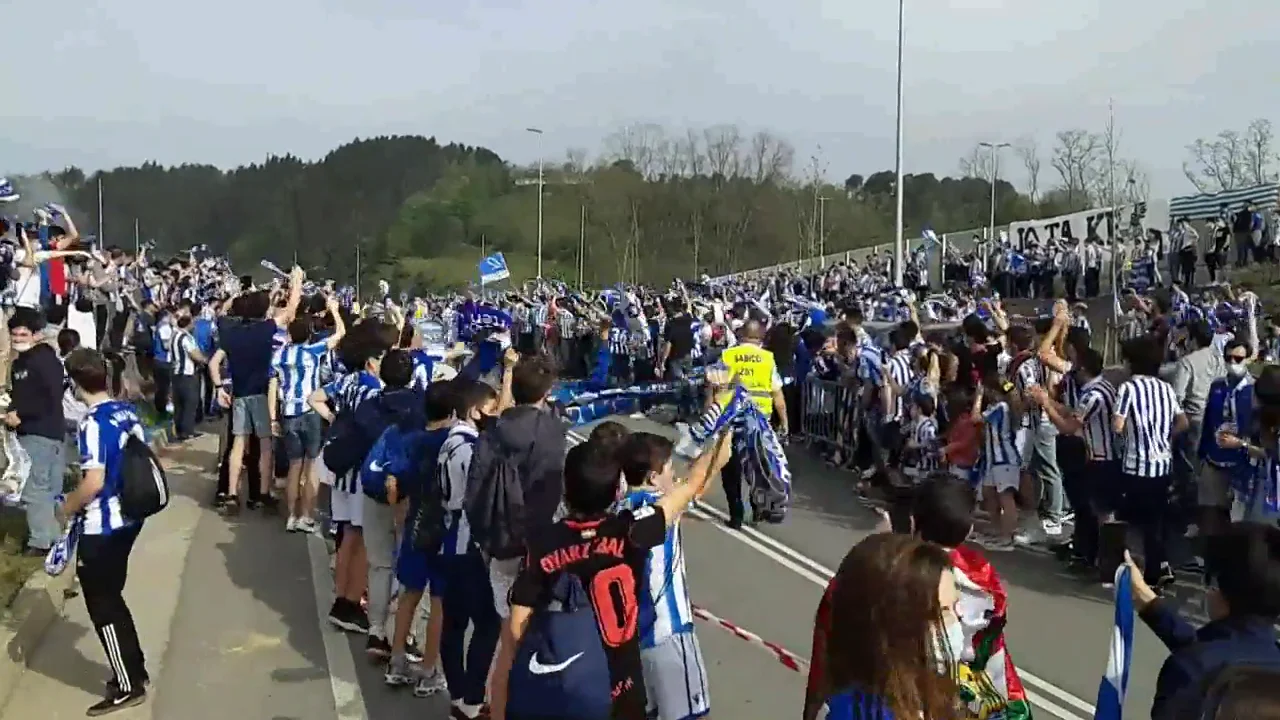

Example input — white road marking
[306,532,370,720]
[567,428,1097,720]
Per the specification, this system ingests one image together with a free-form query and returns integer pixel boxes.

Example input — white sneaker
[285,516,299,533]
[1041,519,1064,537]
[413,668,447,698]
[1012,530,1038,547]
[977,534,1015,552]
[296,517,318,534]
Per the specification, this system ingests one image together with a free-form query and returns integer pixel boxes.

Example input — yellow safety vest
[719,344,776,416]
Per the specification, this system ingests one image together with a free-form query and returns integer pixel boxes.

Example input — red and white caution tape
[691,605,810,673]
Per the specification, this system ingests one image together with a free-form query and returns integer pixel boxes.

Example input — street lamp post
[896,0,906,283]
[817,196,827,269]
[526,127,545,279]
[978,141,1011,246]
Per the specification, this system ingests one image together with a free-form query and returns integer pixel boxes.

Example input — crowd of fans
[3,188,1280,718]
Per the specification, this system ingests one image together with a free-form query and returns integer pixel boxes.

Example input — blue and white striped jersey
[1078,376,1118,462]
[982,401,1022,468]
[1115,375,1182,477]
[437,424,478,556]
[409,349,435,391]
[885,349,913,422]
[78,400,147,536]
[616,488,694,648]
[856,343,884,387]
[608,327,629,355]
[170,328,199,376]
[324,370,383,494]
[271,340,329,418]
[907,416,939,475]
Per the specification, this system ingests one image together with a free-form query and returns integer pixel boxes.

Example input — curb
[0,422,171,714]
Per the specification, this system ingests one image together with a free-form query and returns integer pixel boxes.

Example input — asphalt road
[5,422,1208,720]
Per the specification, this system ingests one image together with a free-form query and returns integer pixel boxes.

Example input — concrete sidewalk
[0,460,204,719]
[0,435,339,720]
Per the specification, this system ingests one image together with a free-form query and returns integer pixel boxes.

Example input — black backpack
[410,432,478,554]
[465,419,541,559]
[118,432,170,521]
[324,394,390,478]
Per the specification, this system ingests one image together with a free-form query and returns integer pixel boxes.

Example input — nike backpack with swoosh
[508,573,612,720]
[360,425,402,504]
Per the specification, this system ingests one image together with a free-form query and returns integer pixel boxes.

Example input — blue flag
[1095,564,1133,720]
[479,252,511,284]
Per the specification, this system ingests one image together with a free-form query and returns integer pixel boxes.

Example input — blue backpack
[361,425,411,504]
[507,573,613,720]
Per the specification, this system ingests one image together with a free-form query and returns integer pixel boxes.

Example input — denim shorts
[231,394,271,438]
[281,412,323,461]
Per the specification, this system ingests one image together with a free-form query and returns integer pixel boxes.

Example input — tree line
[4,118,1275,291]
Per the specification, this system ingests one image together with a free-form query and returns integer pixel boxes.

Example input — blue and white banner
[1170,183,1278,220]
[1095,564,1133,720]
[479,252,511,284]
[0,178,18,203]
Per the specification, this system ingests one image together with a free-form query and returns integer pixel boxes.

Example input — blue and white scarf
[687,386,791,520]
[45,512,80,577]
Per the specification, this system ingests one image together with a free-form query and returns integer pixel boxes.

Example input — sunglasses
[1226,355,1249,364]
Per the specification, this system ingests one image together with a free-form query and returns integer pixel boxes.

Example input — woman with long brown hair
[811,533,963,720]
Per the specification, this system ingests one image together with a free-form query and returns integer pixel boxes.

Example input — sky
[1,0,1276,200]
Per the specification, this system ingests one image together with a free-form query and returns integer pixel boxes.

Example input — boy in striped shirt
[270,297,345,533]
[616,432,711,720]
[1112,334,1188,588]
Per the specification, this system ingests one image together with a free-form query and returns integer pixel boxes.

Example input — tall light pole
[978,141,1011,246]
[526,127,545,279]
[817,196,827,269]
[892,0,906,287]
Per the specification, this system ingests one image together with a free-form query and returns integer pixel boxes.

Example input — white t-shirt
[67,305,98,349]
[10,250,43,309]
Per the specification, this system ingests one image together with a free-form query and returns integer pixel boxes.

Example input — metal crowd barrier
[795,376,860,458]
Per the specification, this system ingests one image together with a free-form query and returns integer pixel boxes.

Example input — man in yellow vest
[709,318,788,529]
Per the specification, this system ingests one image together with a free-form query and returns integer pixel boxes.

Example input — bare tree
[1117,159,1151,204]
[562,147,589,180]
[1183,129,1248,192]
[1015,136,1042,202]
[1050,129,1100,208]
[745,131,795,184]
[681,129,706,177]
[603,123,666,179]
[958,143,995,181]
[794,153,826,261]
[703,125,744,179]
[1244,118,1278,186]
[654,134,687,179]
[1092,107,1122,206]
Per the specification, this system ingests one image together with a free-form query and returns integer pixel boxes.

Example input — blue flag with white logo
[0,178,17,203]
[479,252,511,284]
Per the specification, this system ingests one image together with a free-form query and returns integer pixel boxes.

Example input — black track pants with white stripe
[78,524,148,692]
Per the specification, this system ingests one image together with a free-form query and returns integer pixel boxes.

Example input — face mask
[932,621,967,667]
[1226,363,1247,378]
[475,413,496,432]
[12,342,32,353]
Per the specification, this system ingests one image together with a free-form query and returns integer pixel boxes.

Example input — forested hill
[9,127,1082,291]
